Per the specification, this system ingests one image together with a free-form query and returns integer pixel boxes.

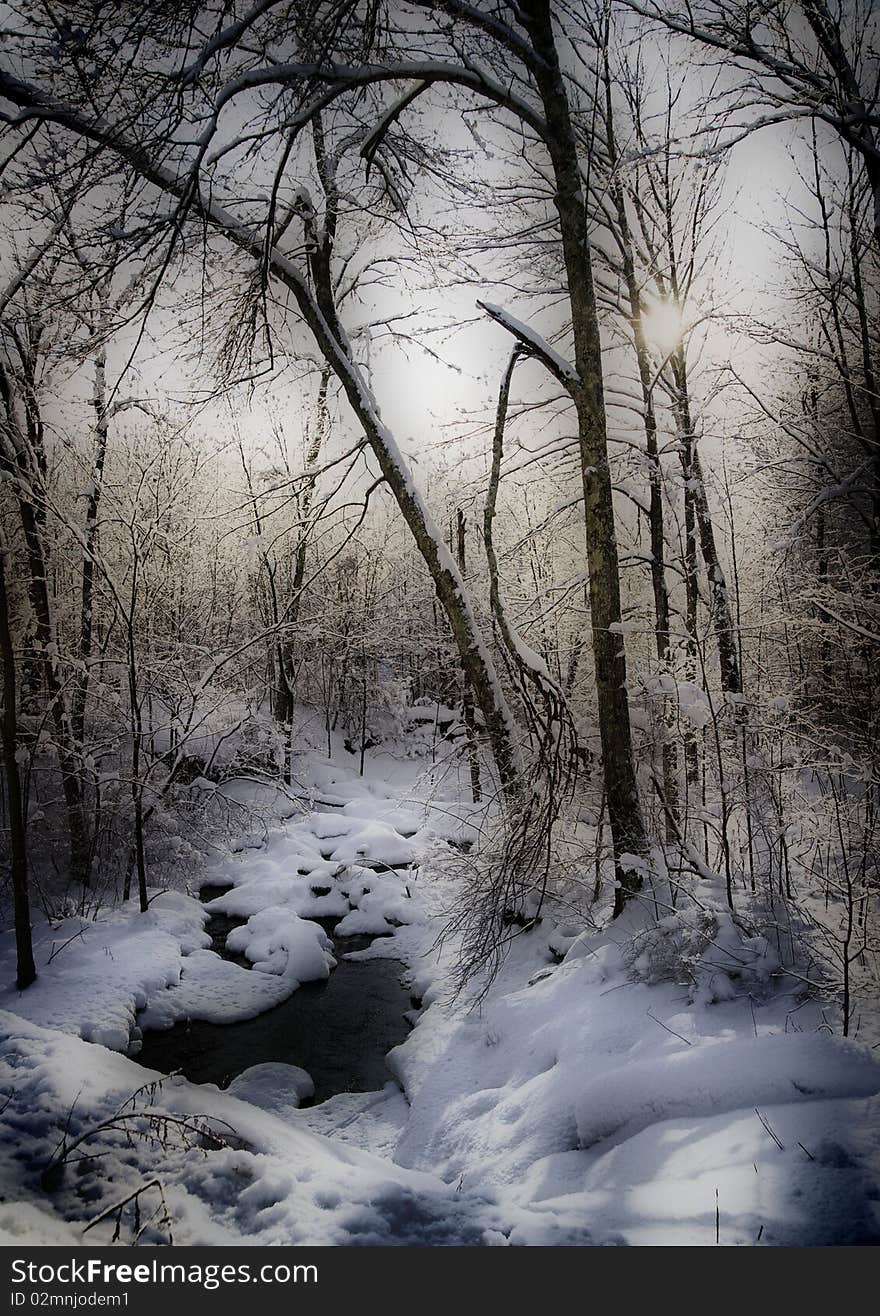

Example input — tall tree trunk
[520,0,650,910]
[682,450,701,791]
[71,341,110,749]
[844,156,880,546]
[600,54,680,839]
[0,347,91,886]
[456,508,482,803]
[15,488,91,884]
[670,355,743,699]
[125,574,148,913]
[0,547,37,988]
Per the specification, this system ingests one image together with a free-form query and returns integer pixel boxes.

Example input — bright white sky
[44,55,832,519]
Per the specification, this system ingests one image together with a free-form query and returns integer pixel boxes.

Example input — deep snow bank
[388,916,880,1244]
[0,890,337,1046]
[0,1013,494,1246]
[2,743,878,1246]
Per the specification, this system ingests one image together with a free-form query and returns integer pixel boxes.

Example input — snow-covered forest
[0,0,878,1250]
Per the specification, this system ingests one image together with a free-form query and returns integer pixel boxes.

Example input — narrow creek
[137,881,414,1105]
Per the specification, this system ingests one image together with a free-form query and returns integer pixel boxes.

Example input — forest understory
[0,0,878,1248]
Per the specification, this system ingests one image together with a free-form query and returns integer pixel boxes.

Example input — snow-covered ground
[0,740,878,1246]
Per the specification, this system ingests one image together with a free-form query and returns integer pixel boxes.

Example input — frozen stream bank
[137,883,413,1101]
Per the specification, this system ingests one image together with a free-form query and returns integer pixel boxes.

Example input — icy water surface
[137,883,413,1103]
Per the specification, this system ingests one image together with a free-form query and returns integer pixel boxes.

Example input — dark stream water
[137,883,414,1104]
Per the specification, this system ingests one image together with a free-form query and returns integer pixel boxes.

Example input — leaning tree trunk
[334,371,523,791]
[301,137,524,795]
[0,73,525,798]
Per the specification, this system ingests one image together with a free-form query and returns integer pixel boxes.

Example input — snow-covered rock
[227,1062,315,1113]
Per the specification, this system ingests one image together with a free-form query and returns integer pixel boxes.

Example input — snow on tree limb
[360,81,432,177]
[175,57,550,152]
[0,70,528,792]
[175,0,285,86]
[476,301,580,392]
[816,605,880,646]
[408,0,544,69]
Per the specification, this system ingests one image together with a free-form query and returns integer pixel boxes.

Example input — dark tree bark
[669,353,743,700]
[0,547,37,989]
[456,508,482,804]
[519,0,650,910]
[597,40,680,837]
[0,333,91,886]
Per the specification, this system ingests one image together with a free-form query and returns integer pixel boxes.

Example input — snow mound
[0,891,208,1052]
[226,1062,315,1113]
[389,916,880,1242]
[139,948,325,1033]
[0,1202,82,1246]
[322,819,416,867]
[574,1033,880,1150]
[140,913,334,1030]
[336,870,419,937]
[0,1014,496,1245]
[225,908,334,978]
[205,872,349,921]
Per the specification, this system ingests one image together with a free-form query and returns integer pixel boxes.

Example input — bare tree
[628,1,880,240]
[1,3,649,902]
